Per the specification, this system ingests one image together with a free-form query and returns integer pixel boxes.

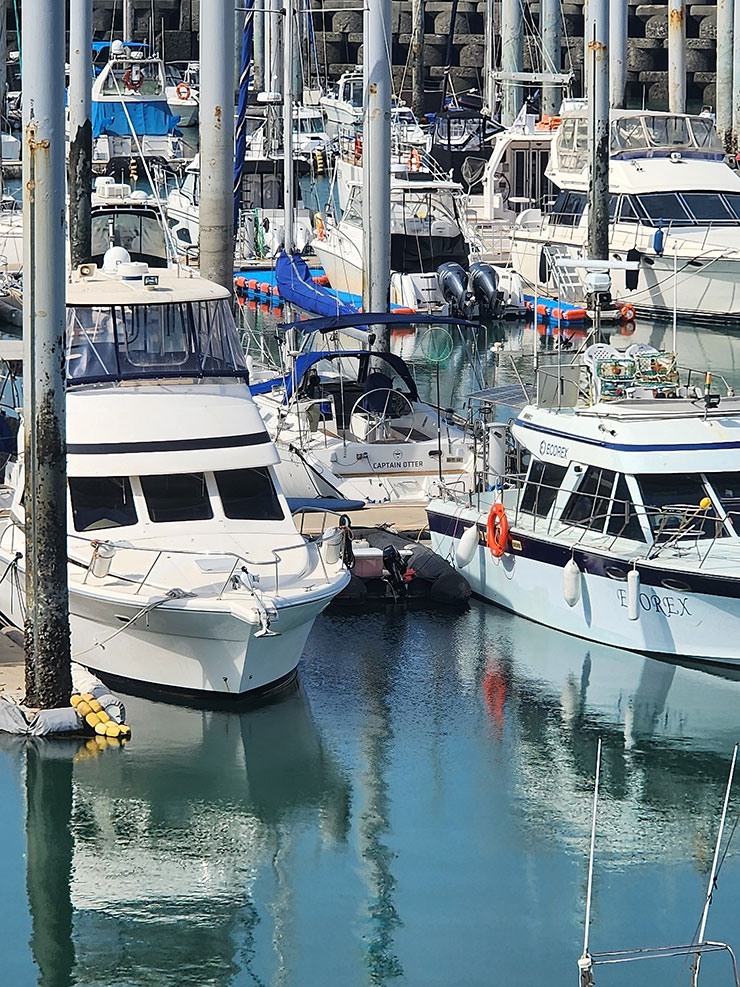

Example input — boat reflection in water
[10,685,349,987]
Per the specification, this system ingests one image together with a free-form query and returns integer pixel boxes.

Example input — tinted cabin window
[638,193,692,226]
[607,474,645,541]
[637,473,725,540]
[69,476,137,532]
[520,460,568,517]
[215,468,283,520]
[706,472,740,527]
[562,467,616,531]
[141,472,213,522]
[619,196,640,223]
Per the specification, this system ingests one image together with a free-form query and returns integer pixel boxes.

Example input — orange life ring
[176,82,191,101]
[620,303,636,322]
[123,68,143,92]
[486,503,509,558]
[407,148,421,172]
[314,212,325,240]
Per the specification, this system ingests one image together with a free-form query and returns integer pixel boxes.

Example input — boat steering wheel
[349,388,414,443]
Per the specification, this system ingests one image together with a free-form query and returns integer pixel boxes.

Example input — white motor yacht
[428,338,740,668]
[165,60,200,127]
[319,70,363,138]
[0,253,349,700]
[510,105,740,322]
[91,44,186,170]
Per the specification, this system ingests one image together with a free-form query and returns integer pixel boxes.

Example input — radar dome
[103,246,131,273]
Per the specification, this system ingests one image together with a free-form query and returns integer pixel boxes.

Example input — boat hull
[428,506,740,665]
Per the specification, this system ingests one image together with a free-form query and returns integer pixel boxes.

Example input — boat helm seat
[625,343,659,360]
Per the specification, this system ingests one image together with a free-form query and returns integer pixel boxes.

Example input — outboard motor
[382,544,408,597]
[437,262,471,317]
[468,262,502,318]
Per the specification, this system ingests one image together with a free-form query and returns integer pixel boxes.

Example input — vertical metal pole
[283,0,294,253]
[483,0,495,112]
[123,0,134,40]
[541,0,562,116]
[587,0,610,261]
[0,1,8,122]
[68,0,93,270]
[199,0,235,292]
[609,0,627,108]
[501,0,523,125]
[362,0,391,326]
[411,0,425,120]
[22,0,71,708]
[716,0,734,150]
[262,0,273,93]
[253,0,265,91]
[732,0,740,150]
[668,0,686,114]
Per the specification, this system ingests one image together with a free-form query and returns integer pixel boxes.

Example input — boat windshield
[295,116,324,134]
[609,114,723,154]
[90,210,168,266]
[65,298,249,384]
[102,59,164,96]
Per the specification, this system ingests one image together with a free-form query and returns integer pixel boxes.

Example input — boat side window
[551,191,586,227]
[723,193,740,219]
[606,474,646,541]
[613,117,647,151]
[688,116,724,151]
[69,476,138,532]
[637,193,692,226]
[193,299,249,375]
[215,468,284,521]
[66,306,119,381]
[636,473,726,540]
[141,472,213,523]
[705,472,740,528]
[520,460,568,517]
[618,196,640,223]
[561,466,616,531]
[681,192,736,223]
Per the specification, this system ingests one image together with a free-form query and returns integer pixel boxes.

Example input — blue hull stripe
[514,417,740,455]
[427,509,740,601]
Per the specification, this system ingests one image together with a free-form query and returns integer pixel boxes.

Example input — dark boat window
[520,460,568,517]
[606,474,645,541]
[636,473,725,540]
[637,193,692,226]
[706,472,740,528]
[618,196,640,223]
[561,466,616,531]
[215,467,283,520]
[141,472,213,522]
[682,192,736,223]
[724,192,740,219]
[551,191,586,227]
[69,476,137,532]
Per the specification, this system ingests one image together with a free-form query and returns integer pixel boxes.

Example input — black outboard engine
[437,262,471,317]
[382,544,408,597]
[468,262,502,318]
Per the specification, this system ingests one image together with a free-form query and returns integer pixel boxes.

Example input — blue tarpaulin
[275,251,359,319]
[92,99,180,138]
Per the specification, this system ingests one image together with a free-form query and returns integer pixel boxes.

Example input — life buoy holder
[486,503,509,558]
[407,148,421,172]
[175,82,191,101]
[314,212,325,240]
[123,69,143,92]
[620,303,636,322]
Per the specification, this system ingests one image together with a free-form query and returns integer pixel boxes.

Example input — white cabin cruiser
[428,339,740,668]
[319,70,363,138]
[510,106,740,322]
[0,255,349,700]
[91,45,185,170]
[165,60,200,127]
[251,314,477,506]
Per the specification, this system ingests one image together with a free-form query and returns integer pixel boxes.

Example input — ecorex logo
[539,438,569,460]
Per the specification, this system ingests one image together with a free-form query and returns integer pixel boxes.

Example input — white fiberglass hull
[511,228,740,322]
[428,503,740,666]
[312,237,363,297]
[0,553,347,699]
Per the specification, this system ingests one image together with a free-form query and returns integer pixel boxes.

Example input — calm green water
[4,315,740,985]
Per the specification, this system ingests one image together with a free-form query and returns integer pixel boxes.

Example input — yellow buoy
[89,698,103,713]
[699,497,712,510]
[77,700,91,717]
[104,722,121,738]
[70,694,82,708]
[94,721,108,735]
[97,710,110,724]
[81,693,94,703]
[118,724,132,738]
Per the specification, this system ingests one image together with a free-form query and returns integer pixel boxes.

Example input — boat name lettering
[539,439,569,460]
[616,589,692,617]
[371,460,424,470]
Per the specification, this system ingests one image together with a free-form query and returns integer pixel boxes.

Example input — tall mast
[283,0,294,254]
[587,0,610,261]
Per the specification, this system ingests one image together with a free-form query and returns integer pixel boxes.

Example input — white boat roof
[66,267,229,306]
[513,398,740,474]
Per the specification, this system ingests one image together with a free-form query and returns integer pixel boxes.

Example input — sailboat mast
[283,0,294,253]
[362,0,391,323]
[587,0,610,261]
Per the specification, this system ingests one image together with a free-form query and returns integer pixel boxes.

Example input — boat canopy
[92,100,180,138]
[65,297,249,385]
[250,349,419,402]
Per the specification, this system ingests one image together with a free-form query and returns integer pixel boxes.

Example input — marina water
[4,316,740,985]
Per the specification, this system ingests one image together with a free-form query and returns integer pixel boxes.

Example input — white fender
[321,527,343,565]
[455,524,479,568]
[627,568,640,620]
[563,558,582,607]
